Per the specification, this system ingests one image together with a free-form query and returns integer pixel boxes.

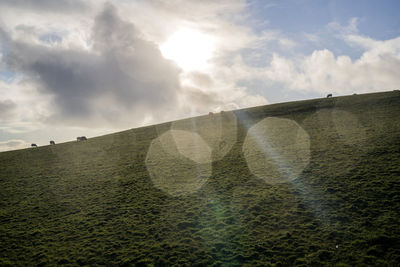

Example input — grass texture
[1,91,400,266]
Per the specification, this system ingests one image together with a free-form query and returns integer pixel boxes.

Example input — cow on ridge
[77,136,87,141]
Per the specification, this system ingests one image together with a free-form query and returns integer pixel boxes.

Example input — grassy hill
[1,91,400,266]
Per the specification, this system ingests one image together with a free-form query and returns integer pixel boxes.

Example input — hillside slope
[1,91,400,266]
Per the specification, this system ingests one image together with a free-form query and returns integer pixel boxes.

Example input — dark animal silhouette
[327,94,332,98]
[50,141,55,145]
[209,112,213,115]
[77,136,87,141]
[31,144,37,147]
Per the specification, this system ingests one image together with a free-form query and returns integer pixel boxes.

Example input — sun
[160,28,215,72]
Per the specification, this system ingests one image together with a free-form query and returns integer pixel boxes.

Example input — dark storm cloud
[187,72,213,88]
[184,86,221,108]
[0,0,88,13]
[3,3,181,127]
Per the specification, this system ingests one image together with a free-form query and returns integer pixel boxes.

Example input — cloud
[0,99,16,120]
[114,0,256,56]
[0,78,52,133]
[0,139,28,152]
[327,17,359,36]
[259,35,400,94]
[217,23,400,98]
[143,0,246,22]
[0,0,89,13]
[0,0,270,131]
[344,34,379,50]
[3,3,182,128]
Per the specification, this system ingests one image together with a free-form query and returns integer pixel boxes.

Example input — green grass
[1,91,400,266]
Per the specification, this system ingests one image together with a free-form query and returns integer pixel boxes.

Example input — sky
[0,0,399,151]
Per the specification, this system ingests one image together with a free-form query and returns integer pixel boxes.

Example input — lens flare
[145,130,212,197]
[242,117,310,184]
[331,110,367,146]
[171,111,237,162]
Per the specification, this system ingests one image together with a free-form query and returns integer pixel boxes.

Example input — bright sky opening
[160,28,215,72]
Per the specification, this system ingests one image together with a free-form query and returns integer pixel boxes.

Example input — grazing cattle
[31,144,37,147]
[327,93,332,98]
[77,136,87,141]
[50,140,55,145]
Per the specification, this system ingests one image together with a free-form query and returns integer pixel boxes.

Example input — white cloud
[0,139,29,152]
[303,33,321,44]
[0,99,16,121]
[257,35,400,94]
[0,79,51,132]
[327,17,360,36]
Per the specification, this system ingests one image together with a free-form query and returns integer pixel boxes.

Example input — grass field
[1,91,400,266]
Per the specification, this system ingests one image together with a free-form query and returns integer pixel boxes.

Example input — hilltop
[1,91,400,266]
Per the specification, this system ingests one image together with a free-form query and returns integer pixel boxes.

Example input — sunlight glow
[160,28,215,72]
